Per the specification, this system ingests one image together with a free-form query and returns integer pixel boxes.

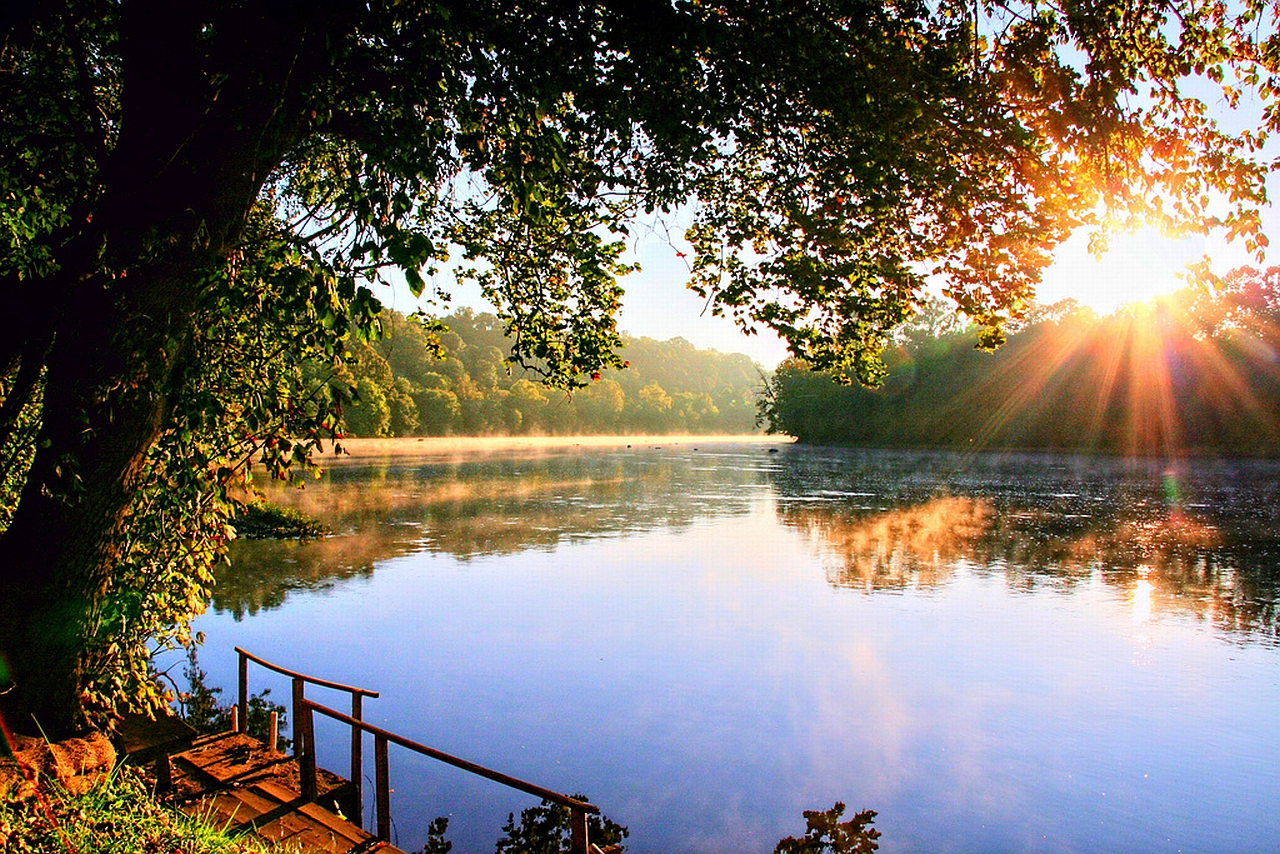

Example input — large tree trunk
[0,1,335,738]
[0,302,178,737]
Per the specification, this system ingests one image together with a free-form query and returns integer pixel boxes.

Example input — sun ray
[1082,313,1130,451]
[954,315,1097,450]
[934,283,1280,458]
[1122,304,1184,456]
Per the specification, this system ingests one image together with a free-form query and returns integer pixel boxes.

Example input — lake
[182,440,1280,853]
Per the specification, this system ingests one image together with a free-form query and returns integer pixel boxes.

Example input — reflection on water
[216,447,765,618]
[771,451,1280,643]
[197,444,1280,854]
[223,446,1280,644]
[786,495,998,590]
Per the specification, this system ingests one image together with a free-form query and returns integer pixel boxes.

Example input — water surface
[185,443,1280,853]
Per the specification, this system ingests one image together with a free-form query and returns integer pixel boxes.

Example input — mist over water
[187,442,1280,853]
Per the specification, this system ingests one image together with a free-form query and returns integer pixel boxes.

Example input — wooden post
[229,704,238,734]
[155,755,172,793]
[291,677,305,758]
[299,700,318,803]
[375,734,390,842]
[351,693,363,826]
[570,806,590,854]
[268,710,279,752]
[237,651,249,734]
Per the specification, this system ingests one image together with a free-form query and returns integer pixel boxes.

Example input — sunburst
[1037,228,1206,315]
[935,290,1280,457]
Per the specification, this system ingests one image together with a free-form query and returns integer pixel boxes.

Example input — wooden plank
[116,712,199,765]
[299,697,318,802]
[190,791,265,830]
[263,815,362,854]
[350,693,363,820]
[173,731,350,804]
[226,786,359,854]
[228,782,301,819]
[294,801,373,844]
[253,780,373,845]
[164,727,395,854]
[375,735,390,842]
[179,732,284,781]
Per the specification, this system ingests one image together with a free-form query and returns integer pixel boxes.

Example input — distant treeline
[326,308,762,436]
[759,267,1280,455]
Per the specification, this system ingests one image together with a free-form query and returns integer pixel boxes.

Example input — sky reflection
[191,445,1280,853]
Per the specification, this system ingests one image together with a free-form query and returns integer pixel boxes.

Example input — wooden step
[164,730,398,854]
[170,731,354,815]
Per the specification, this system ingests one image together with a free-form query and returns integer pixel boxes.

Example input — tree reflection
[776,473,1280,643]
[784,495,998,590]
[212,446,1280,645]
[213,449,764,618]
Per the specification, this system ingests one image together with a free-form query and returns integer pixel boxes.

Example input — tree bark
[0,0,340,737]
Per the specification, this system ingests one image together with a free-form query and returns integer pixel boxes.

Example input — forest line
[759,268,1280,455]
[330,308,765,437]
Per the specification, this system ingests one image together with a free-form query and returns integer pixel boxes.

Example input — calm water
[183,443,1280,853]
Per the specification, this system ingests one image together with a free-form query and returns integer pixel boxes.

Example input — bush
[774,802,880,854]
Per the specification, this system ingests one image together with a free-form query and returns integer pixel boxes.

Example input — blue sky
[383,215,1274,371]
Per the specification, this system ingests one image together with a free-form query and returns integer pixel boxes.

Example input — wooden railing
[235,648,611,853]
[295,696,607,854]
[234,646,380,819]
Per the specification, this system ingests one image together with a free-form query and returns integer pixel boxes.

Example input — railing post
[375,734,391,842]
[291,676,305,758]
[298,700,318,803]
[268,710,279,752]
[237,650,249,734]
[570,806,590,854]
[351,693,364,826]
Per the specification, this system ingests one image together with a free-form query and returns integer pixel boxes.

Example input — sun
[1036,227,1209,315]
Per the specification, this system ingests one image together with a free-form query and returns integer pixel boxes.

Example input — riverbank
[315,433,792,462]
[0,764,274,854]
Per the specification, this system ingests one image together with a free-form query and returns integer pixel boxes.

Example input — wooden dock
[126,647,612,854]
[164,730,401,854]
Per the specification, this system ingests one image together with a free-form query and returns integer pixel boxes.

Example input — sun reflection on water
[1132,576,1154,623]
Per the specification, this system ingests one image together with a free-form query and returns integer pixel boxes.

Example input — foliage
[0,776,875,854]
[493,796,628,854]
[73,436,240,725]
[233,500,329,541]
[759,272,1280,454]
[173,647,290,750]
[0,764,284,854]
[346,308,762,436]
[773,802,880,854]
[3,0,1280,734]
[413,817,453,854]
[0,368,38,532]
[50,213,357,727]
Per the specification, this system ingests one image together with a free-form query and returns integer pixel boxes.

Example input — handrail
[296,695,601,854]
[299,697,598,813]
[234,646,380,699]
[234,647,379,821]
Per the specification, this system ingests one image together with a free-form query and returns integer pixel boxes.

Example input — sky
[381,210,1276,371]
[370,17,1280,372]
[612,222,1276,367]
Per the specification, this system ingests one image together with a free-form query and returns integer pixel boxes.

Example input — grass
[233,500,328,540]
[0,758,878,854]
[0,764,292,854]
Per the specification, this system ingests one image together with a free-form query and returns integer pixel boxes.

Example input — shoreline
[314,433,793,461]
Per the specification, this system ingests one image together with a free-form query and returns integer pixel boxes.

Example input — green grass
[232,500,328,540]
[0,765,291,854]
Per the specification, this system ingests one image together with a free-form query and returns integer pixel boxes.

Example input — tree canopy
[2,0,1279,734]
[328,307,762,436]
[759,273,1280,452]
